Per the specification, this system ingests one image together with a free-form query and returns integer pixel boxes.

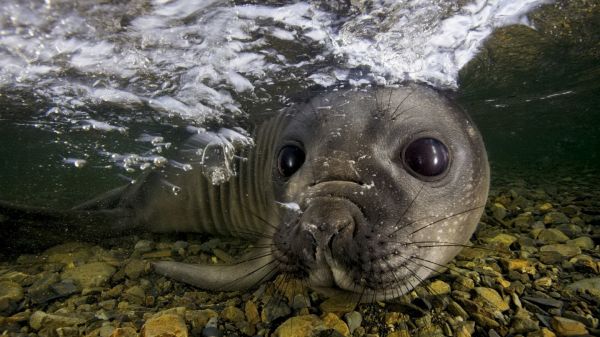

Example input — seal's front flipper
[0,200,137,253]
[153,249,277,291]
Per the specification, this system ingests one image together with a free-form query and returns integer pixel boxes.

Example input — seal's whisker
[390,204,485,236]
[229,229,274,240]
[228,252,274,266]
[383,259,409,299]
[390,86,416,121]
[385,240,499,253]
[238,204,279,232]
[393,183,425,230]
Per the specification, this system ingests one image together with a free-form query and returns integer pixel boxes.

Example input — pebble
[0,280,24,313]
[220,305,245,323]
[537,229,570,243]
[140,313,188,337]
[123,259,147,279]
[244,300,260,325]
[543,212,569,225]
[322,312,350,336]
[491,203,507,220]
[566,236,594,250]
[29,311,87,330]
[319,294,357,314]
[274,315,321,337]
[473,287,509,312]
[539,244,581,258]
[428,280,451,295]
[109,327,138,337]
[486,233,518,247]
[503,259,537,275]
[134,240,155,253]
[261,298,291,323]
[61,262,116,288]
[344,311,362,334]
[551,316,589,336]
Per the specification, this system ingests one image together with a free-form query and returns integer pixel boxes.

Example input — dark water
[0,0,599,208]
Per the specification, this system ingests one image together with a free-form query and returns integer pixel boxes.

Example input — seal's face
[271,85,489,301]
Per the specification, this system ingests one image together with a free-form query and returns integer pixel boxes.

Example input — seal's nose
[301,199,356,251]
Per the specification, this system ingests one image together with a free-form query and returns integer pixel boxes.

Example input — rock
[261,298,291,323]
[527,328,556,337]
[29,311,87,330]
[186,309,218,330]
[533,277,552,288]
[491,203,507,220]
[43,242,94,265]
[538,229,569,243]
[503,259,537,275]
[538,203,553,212]
[453,276,475,292]
[566,237,594,250]
[473,287,509,312]
[510,308,539,334]
[428,280,451,295]
[123,259,147,279]
[50,279,80,298]
[319,294,357,314]
[274,315,321,337]
[123,285,145,305]
[566,277,600,297]
[134,240,155,253]
[522,296,563,309]
[344,311,362,334]
[551,317,588,336]
[141,313,188,337]
[543,212,569,225]
[220,306,245,323]
[61,262,116,288]
[0,281,23,313]
[486,233,518,247]
[244,301,260,325]
[322,312,350,336]
[110,327,138,337]
[539,244,581,258]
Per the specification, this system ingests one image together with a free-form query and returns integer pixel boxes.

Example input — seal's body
[1,84,489,301]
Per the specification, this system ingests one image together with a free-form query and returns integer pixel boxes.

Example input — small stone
[123,286,145,305]
[473,287,509,312]
[124,259,147,280]
[384,312,402,326]
[503,259,537,275]
[220,306,245,323]
[0,281,23,313]
[551,317,588,336]
[538,203,553,212]
[142,250,172,258]
[538,229,569,243]
[186,309,218,330]
[322,312,350,336]
[319,294,357,314]
[527,328,556,337]
[244,301,260,325]
[344,311,362,334]
[534,277,552,288]
[486,233,517,247]
[61,262,116,288]
[453,276,475,292]
[540,244,581,258]
[274,315,321,337]
[261,298,291,323]
[134,240,155,253]
[566,277,600,297]
[110,327,138,337]
[43,242,94,265]
[291,293,311,309]
[428,280,451,295]
[141,313,188,337]
[543,212,569,225]
[522,296,563,309]
[492,203,507,220]
[29,311,86,330]
[566,237,594,250]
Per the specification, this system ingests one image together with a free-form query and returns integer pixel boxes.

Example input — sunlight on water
[0,0,552,183]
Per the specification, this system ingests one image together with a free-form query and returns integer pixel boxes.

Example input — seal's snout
[301,198,356,252]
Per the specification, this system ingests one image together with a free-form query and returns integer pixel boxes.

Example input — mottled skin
[0,84,489,302]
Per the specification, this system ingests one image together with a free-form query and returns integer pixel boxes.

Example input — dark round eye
[278,145,305,177]
[404,138,449,177]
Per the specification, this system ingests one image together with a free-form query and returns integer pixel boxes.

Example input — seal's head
[271,84,489,301]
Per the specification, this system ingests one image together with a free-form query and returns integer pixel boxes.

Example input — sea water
[0,0,598,205]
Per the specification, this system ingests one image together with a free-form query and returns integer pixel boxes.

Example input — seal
[0,84,489,301]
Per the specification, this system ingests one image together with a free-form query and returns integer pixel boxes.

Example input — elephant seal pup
[0,84,489,301]
[151,83,490,302]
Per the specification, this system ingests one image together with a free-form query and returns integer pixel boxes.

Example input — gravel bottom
[1,169,599,337]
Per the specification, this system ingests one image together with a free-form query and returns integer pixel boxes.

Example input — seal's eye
[278,145,305,177]
[404,138,449,177]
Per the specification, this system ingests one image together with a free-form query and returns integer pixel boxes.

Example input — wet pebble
[551,316,589,336]
[141,313,188,337]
